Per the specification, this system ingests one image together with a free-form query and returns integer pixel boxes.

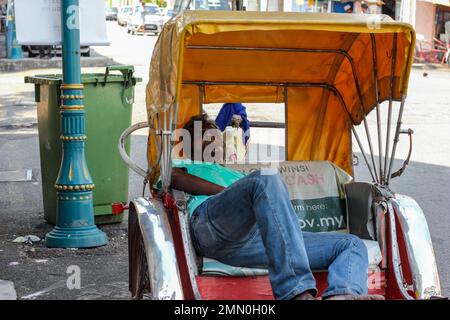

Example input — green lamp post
[45,0,108,248]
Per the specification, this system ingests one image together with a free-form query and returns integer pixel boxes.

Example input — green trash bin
[25,66,142,225]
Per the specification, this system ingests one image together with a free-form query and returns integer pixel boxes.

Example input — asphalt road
[0,21,449,298]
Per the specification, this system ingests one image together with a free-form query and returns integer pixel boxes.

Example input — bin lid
[24,66,142,86]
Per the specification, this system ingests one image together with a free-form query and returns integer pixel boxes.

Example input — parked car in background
[105,7,118,21]
[127,4,163,36]
[186,0,231,10]
[160,8,174,24]
[117,6,132,26]
[22,45,90,58]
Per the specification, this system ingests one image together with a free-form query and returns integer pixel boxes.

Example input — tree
[142,0,167,7]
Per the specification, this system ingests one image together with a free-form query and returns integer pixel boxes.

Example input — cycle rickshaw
[119,11,442,300]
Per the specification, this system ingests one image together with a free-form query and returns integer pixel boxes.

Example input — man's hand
[171,167,225,196]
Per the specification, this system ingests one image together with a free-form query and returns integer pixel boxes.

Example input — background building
[241,0,383,13]
[415,0,450,44]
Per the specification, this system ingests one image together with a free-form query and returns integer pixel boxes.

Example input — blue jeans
[190,170,369,300]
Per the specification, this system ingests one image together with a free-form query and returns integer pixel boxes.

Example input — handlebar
[118,122,149,178]
[390,128,414,179]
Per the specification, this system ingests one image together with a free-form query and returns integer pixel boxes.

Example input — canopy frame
[183,79,378,182]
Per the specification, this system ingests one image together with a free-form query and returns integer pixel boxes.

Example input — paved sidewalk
[0,280,17,300]
[0,130,147,299]
[0,64,148,299]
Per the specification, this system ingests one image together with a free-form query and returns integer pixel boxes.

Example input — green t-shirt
[172,159,246,215]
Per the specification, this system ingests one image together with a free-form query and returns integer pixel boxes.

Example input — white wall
[415,0,435,45]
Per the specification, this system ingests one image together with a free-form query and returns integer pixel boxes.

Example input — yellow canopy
[146,11,415,175]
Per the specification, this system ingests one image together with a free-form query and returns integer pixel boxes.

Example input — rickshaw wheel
[128,207,151,299]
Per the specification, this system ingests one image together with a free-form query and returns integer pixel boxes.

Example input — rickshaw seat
[174,160,384,277]
[201,239,382,276]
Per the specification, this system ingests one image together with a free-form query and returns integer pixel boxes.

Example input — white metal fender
[131,197,184,299]
[390,194,442,299]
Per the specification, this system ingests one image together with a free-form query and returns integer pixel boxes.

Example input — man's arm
[171,167,224,196]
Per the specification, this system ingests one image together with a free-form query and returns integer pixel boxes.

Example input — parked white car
[117,6,132,26]
[127,4,163,36]
[160,8,174,24]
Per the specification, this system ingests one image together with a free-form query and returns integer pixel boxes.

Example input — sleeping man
[169,113,384,300]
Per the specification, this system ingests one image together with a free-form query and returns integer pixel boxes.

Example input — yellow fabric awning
[145,11,415,175]
[146,11,415,119]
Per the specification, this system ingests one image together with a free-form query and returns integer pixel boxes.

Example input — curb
[0,56,116,72]
[0,280,17,300]
[412,63,450,71]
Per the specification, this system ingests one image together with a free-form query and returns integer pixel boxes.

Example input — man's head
[180,113,224,162]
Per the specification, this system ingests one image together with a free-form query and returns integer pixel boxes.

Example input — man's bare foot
[292,292,316,300]
[324,294,385,300]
